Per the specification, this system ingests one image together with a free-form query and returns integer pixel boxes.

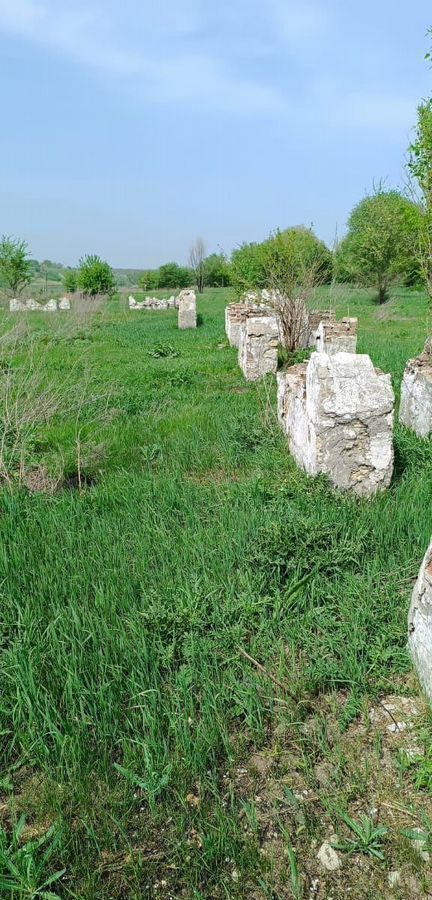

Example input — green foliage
[231,227,331,295]
[409,99,432,203]
[0,816,64,898]
[333,810,388,860]
[77,254,115,297]
[139,269,160,291]
[408,89,432,298]
[0,235,32,295]
[62,269,77,293]
[263,226,332,286]
[230,240,267,293]
[157,261,192,289]
[335,189,422,302]
[203,253,231,287]
[147,342,180,358]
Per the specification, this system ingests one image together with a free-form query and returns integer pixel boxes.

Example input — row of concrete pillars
[226,300,432,709]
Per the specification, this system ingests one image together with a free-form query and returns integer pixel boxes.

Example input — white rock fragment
[238,312,279,380]
[225,302,269,348]
[400,339,432,438]
[317,841,341,872]
[9,298,60,312]
[316,317,358,354]
[409,537,432,704]
[178,289,197,329]
[277,352,394,496]
[388,870,401,888]
[128,294,178,310]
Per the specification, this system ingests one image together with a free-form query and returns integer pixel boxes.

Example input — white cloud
[0,0,285,114]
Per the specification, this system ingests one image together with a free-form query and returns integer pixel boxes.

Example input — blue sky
[0,0,430,267]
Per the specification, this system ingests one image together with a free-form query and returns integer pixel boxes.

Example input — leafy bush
[78,254,115,297]
[0,235,32,296]
[62,269,77,293]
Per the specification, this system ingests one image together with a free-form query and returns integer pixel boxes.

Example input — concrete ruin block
[9,298,58,312]
[178,289,197,329]
[58,297,71,310]
[408,537,432,703]
[129,294,177,311]
[238,313,279,381]
[305,310,336,348]
[316,317,358,354]
[400,340,432,439]
[225,303,269,348]
[277,351,394,496]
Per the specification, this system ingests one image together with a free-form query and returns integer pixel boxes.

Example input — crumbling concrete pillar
[306,310,336,348]
[225,303,268,348]
[408,538,432,703]
[277,351,394,496]
[399,340,432,438]
[238,312,279,381]
[316,317,358,354]
[178,289,197,329]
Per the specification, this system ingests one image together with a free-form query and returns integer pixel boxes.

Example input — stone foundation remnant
[408,537,432,703]
[128,295,177,310]
[238,312,279,381]
[399,339,432,439]
[316,317,358,354]
[178,289,197,329]
[225,302,272,348]
[9,297,70,312]
[277,351,394,496]
[305,310,336,348]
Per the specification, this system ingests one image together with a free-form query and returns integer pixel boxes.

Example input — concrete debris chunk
[178,289,197,329]
[238,312,279,380]
[277,351,394,496]
[400,338,432,438]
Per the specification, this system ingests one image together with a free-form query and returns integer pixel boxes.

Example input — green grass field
[1,286,432,898]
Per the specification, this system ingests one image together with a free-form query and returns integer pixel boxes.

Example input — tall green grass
[0,286,431,896]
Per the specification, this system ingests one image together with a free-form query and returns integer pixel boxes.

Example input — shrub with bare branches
[262,229,330,353]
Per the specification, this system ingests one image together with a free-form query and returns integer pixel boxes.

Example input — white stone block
[178,289,197,329]
[238,313,279,380]
[316,317,358,354]
[409,538,432,703]
[400,342,432,439]
[277,352,394,496]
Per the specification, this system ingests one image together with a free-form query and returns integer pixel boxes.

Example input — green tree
[139,269,160,291]
[230,241,267,294]
[63,269,78,293]
[408,54,432,298]
[264,226,332,284]
[157,262,192,290]
[335,190,421,303]
[0,235,32,295]
[77,254,115,297]
[203,253,231,287]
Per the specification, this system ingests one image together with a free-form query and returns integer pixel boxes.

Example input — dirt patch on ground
[221,687,432,898]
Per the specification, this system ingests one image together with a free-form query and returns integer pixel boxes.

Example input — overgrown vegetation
[0,286,431,897]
